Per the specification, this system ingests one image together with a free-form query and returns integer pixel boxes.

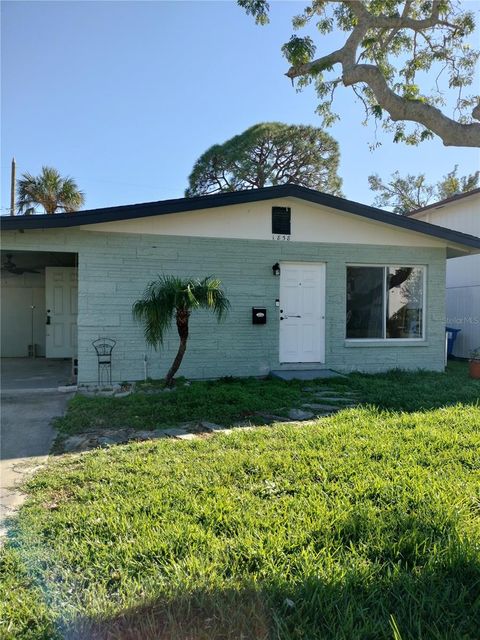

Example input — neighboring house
[1,184,480,385]
[409,188,480,359]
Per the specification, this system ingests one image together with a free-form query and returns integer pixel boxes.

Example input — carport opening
[1,250,78,387]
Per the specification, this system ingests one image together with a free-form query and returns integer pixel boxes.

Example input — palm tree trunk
[164,308,189,387]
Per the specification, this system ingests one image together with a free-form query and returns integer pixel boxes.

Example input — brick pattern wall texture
[2,228,446,383]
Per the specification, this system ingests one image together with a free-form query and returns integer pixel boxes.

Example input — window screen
[272,207,291,235]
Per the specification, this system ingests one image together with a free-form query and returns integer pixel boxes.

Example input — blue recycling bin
[445,327,461,357]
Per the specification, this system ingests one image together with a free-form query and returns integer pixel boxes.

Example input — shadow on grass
[62,587,270,640]
[61,553,480,640]
[58,508,480,640]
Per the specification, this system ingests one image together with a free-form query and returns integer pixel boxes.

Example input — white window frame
[345,264,427,343]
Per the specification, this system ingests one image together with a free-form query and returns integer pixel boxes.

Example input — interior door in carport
[45,267,77,358]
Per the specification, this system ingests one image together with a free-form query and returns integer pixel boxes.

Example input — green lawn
[1,364,479,639]
[55,361,480,434]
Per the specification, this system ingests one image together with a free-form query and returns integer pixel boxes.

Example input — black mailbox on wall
[252,307,267,324]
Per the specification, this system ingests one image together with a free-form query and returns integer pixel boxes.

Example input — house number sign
[272,234,291,241]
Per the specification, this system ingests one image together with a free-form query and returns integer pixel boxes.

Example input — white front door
[279,262,326,363]
[45,267,78,358]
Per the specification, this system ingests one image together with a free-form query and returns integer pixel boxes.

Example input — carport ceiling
[0,251,76,271]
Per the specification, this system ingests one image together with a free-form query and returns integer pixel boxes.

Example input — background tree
[186,122,343,197]
[369,165,479,213]
[132,276,230,387]
[239,1,480,147]
[17,166,85,214]
[436,166,479,201]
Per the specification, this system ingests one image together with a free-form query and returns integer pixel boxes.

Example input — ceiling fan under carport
[1,254,40,275]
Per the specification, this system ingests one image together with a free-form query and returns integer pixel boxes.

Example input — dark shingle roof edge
[1,184,480,250]
[408,187,480,216]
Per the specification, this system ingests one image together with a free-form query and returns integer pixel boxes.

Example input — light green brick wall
[2,228,446,382]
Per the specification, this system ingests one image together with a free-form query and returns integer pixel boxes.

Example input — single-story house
[2,184,480,385]
[408,188,480,359]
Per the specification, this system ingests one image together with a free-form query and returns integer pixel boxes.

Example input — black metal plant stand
[92,338,116,385]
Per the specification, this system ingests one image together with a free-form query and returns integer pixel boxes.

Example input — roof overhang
[408,187,480,217]
[2,184,480,256]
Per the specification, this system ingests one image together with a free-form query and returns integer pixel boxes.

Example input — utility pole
[10,157,16,216]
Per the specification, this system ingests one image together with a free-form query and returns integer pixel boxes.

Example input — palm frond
[16,166,84,215]
[132,276,178,347]
[189,276,231,320]
[60,178,85,213]
[132,275,230,347]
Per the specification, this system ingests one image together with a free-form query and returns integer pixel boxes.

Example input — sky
[1,0,480,214]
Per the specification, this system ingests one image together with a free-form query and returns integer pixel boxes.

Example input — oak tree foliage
[186,122,343,197]
[369,165,479,213]
[238,0,480,147]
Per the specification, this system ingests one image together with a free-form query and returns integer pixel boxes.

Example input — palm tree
[133,275,230,386]
[17,166,85,215]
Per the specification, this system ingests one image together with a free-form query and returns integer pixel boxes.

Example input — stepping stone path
[58,386,363,454]
[298,386,361,415]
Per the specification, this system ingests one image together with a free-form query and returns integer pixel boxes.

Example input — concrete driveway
[0,390,71,538]
[1,357,73,391]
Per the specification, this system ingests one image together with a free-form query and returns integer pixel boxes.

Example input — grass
[329,361,480,411]
[54,376,313,433]
[1,363,479,639]
[55,361,479,434]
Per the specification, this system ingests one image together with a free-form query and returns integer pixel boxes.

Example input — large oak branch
[285,2,480,148]
[343,63,480,147]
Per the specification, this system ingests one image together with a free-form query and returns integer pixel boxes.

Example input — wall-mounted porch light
[272,262,281,276]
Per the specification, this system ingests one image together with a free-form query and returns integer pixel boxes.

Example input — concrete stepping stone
[314,394,359,400]
[199,421,226,432]
[161,428,189,438]
[98,435,125,446]
[302,403,345,412]
[199,420,232,434]
[313,397,358,404]
[314,390,359,397]
[314,397,356,403]
[62,434,92,452]
[132,430,168,441]
[255,413,291,423]
[175,433,197,440]
[288,408,315,420]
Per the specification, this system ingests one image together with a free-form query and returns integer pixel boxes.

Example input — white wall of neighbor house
[1,271,46,357]
[411,194,480,358]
